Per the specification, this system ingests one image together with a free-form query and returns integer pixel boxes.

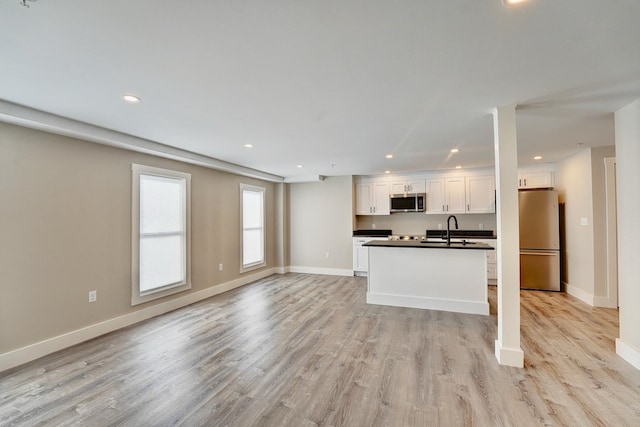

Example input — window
[240,183,265,272]
[132,164,191,305]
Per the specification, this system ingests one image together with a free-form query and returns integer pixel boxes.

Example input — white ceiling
[1,0,639,181]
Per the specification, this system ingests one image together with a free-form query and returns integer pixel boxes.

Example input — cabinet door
[371,181,390,215]
[424,178,445,214]
[355,183,373,215]
[353,239,370,272]
[425,178,445,214]
[466,175,495,213]
[520,172,553,189]
[407,179,426,194]
[444,177,466,213]
[390,181,408,194]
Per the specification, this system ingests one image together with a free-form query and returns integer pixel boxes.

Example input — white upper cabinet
[424,173,495,215]
[444,177,466,213]
[518,171,554,189]
[390,179,426,195]
[358,168,498,216]
[425,178,445,214]
[355,182,373,215]
[465,175,495,214]
[355,180,390,215]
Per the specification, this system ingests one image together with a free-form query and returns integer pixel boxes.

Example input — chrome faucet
[446,215,458,245]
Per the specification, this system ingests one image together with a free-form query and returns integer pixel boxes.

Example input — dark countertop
[425,229,496,239]
[364,240,494,250]
[353,229,393,237]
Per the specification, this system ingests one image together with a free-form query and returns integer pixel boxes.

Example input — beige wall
[555,148,596,296]
[288,177,353,271]
[555,145,615,300]
[590,146,616,298]
[615,99,640,364]
[0,122,279,354]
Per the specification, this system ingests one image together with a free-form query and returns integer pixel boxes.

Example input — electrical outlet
[372,223,376,229]
[437,223,442,230]
[325,252,330,259]
[88,290,97,303]
[479,223,484,230]
[580,217,588,226]
[218,263,223,271]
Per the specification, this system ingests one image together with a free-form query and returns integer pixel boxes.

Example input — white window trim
[240,183,266,273]
[132,164,192,306]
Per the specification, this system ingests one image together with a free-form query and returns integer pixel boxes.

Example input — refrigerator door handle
[520,251,558,256]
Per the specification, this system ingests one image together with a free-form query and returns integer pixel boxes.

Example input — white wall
[614,99,640,370]
[288,176,353,275]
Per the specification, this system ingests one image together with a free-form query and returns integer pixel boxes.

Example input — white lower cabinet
[476,239,497,284]
[353,237,388,275]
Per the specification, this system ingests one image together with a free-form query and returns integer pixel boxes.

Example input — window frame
[240,183,266,273]
[131,164,191,305]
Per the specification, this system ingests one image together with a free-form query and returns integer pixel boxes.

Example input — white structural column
[492,106,524,367]
[614,99,640,370]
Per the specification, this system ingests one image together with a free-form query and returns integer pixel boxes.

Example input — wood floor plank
[2,273,640,426]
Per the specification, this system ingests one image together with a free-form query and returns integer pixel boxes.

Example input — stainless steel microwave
[390,193,425,213]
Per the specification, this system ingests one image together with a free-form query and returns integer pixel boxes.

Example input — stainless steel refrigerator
[519,189,561,291]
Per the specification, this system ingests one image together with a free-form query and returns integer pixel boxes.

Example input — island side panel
[366,246,489,315]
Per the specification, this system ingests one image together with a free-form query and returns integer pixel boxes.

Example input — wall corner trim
[0,268,281,373]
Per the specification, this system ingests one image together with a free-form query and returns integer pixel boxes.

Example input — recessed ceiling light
[122,94,141,103]
[503,0,528,6]
[244,144,254,148]
[455,165,462,169]
[297,165,303,168]
[534,155,542,160]
[385,154,393,159]
[451,148,459,153]
[384,170,390,174]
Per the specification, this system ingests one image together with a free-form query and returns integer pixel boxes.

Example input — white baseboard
[564,283,595,306]
[616,338,640,371]
[495,340,524,368]
[0,268,280,373]
[288,266,353,277]
[593,296,618,308]
[366,292,489,316]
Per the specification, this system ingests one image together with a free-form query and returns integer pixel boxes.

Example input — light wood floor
[1,273,639,426]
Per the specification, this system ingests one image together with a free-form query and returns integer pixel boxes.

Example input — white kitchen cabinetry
[475,239,497,284]
[353,237,388,275]
[444,177,466,213]
[425,175,494,214]
[465,175,495,214]
[356,181,390,215]
[390,179,426,195]
[518,171,554,189]
[425,178,446,214]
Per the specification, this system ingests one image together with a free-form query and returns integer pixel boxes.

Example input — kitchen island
[364,240,493,315]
